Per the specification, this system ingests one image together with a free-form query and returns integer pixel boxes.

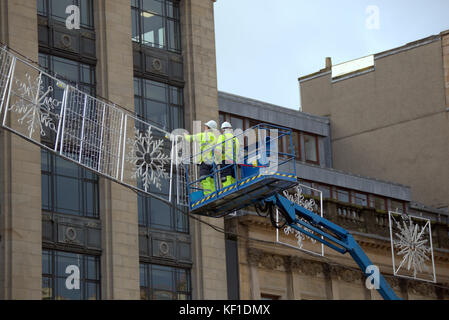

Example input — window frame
[131,0,181,53]
[303,132,320,165]
[41,149,99,218]
[139,262,191,300]
[389,199,407,214]
[134,76,187,233]
[222,113,316,162]
[229,114,297,159]
[38,53,96,96]
[220,112,247,131]
[335,188,350,203]
[38,0,95,30]
[294,180,406,215]
[134,76,183,131]
[368,195,387,211]
[291,130,302,161]
[42,249,101,300]
[38,53,97,149]
[353,192,368,207]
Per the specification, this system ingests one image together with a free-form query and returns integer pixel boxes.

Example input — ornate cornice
[329,265,364,283]
[386,276,401,289]
[408,281,437,297]
[247,248,263,266]
[247,248,285,270]
[286,256,325,276]
[246,247,449,298]
[260,253,285,270]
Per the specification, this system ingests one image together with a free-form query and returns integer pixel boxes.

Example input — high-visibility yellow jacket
[218,131,240,162]
[185,131,217,164]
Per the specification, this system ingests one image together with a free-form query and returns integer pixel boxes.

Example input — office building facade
[0,0,227,300]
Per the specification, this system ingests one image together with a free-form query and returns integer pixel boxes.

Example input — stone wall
[442,30,449,111]
[0,0,42,300]
[300,38,449,209]
[181,0,228,299]
[95,0,140,300]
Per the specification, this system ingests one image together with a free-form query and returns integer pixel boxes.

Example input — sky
[214,0,449,110]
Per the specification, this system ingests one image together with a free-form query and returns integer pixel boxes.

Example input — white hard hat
[205,120,217,129]
[221,121,232,129]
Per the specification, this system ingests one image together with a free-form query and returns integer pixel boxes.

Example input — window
[304,133,319,164]
[354,192,368,207]
[249,119,259,128]
[42,249,100,300]
[132,0,181,52]
[312,182,331,200]
[337,189,350,203]
[299,181,313,195]
[134,77,187,232]
[318,184,331,199]
[137,180,188,232]
[370,196,386,211]
[38,0,94,29]
[38,53,96,146]
[291,131,301,160]
[224,113,301,160]
[220,112,247,131]
[140,263,191,300]
[134,77,183,131]
[219,113,225,127]
[39,53,96,97]
[282,130,301,160]
[230,115,244,131]
[41,149,99,218]
[390,199,405,213]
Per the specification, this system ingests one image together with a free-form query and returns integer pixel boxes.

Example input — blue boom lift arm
[260,193,399,300]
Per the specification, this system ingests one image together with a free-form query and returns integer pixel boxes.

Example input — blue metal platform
[190,171,298,217]
[185,123,298,218]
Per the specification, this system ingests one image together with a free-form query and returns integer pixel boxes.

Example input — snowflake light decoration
[275,184,325,257]
[8,72,60,138]
[281,186,318,248]
[393,215,431,275]
[283,185,318,212]
[127,127,170,192]
[389,212,436,282]
[283,225,314,249]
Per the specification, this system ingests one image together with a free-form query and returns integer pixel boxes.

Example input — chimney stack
[325,57,332,69]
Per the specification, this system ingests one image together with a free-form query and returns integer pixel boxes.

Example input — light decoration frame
[275,183,325,257]
[0,45,174,203]
[388,210,436,283]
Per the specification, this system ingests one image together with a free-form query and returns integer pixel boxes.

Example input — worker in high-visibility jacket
[218,122,240,187]
[184,120,218,195]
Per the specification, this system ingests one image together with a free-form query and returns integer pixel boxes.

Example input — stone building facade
[0,0,226,300]
[219,92,449,300]
[299,30,449,211]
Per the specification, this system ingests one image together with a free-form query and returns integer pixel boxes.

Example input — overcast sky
[214,0,449,110]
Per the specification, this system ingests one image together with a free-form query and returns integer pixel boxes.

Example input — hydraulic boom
[261,193,399,300]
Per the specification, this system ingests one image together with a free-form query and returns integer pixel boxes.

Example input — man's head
[205,120,217,131]
[221,121,232,132]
